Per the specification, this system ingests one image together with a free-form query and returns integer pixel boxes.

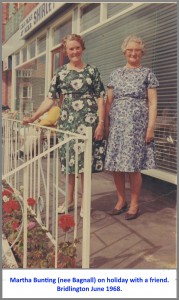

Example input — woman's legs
[112,172,126,209]
[67,172,84,203]
[81,173,84,205]
[65,173,84,205]
[58,174,75,213]
[80,173,84,217]
[68,174,75,204]
[81,173,84,195]
[128,172,142,214]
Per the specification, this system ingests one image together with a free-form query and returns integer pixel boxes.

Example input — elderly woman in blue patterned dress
[105,35,159,220]
[23,34,105,218]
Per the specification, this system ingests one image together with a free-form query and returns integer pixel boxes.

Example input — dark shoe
[19,150,24,158]
[125,209,139,220]
[109,203,128,215]
[15,150,24,159]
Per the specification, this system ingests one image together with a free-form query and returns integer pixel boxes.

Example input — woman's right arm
[105,87,114,139]
[23,98,55,124]
[23,69,61,124]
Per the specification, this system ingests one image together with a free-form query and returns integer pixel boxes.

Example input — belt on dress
[114,97,147,101]
[63,94,95,100]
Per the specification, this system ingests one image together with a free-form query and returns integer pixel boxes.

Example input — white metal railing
[2,117,92,268]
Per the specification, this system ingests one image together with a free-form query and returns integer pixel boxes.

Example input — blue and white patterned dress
[104,66,159,172]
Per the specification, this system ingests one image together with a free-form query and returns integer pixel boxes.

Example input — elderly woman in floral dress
[23,34,105,217]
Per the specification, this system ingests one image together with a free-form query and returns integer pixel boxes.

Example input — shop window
[15,52,20,66]
[37,35,46,54]
[80,4,100,32]
[155,109,177,173]
[29,40,36,59]
[22,47,27,63]
[53,19,72,46]
[15,55,46,113]
[107,3,132,19]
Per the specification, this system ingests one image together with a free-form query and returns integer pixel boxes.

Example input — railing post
[23,166,28,268]
[82,127,92,268]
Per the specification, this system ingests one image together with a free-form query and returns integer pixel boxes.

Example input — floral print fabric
[48,64,105,174]
[104,67,159,172]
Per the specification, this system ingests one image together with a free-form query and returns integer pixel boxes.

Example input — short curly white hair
[121,35,146,54]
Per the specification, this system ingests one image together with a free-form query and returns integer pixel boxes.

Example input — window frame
[78,2,143,35]
[19,85,32,99]
[80,3,101,33]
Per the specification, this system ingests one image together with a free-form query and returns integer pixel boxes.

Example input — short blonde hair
[121,35,146,54]
[62,34,86,54]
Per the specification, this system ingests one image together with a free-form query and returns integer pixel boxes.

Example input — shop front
[3,2,177,183]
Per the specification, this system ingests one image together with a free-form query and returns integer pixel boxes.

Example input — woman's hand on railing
[22,117,34,125]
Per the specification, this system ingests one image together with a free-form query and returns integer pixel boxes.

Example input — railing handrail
[2,117,88,139]
[3,136,77,179]
[2,118,89,179]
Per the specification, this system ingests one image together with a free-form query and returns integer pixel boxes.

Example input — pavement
[79,171,177,269]
[8,155,177,269]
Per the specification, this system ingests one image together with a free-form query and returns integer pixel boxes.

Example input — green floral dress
[47,64,105,174]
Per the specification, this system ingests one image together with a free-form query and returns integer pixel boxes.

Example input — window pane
[23,87,27,98]
[17,69,32,77]
[53,19,72,46]
[15,55,46,116]
[53,53,60,72]
[107,3,132,19]
[22,47,27,63]
[29,40,36,59]
[37,35,46,53]
[80,4,100,32]
[15,52,20,66]
[22,86,32,98]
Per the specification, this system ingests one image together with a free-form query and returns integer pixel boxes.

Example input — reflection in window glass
[39,85,45,96]
[54,53,60,73]
[107,3,132,19]
[53,19,72,46]
[80,4,100,32]
[17,70,32,77]
[37,35,46,53]
[22,47,27,63]
[15,55,46,115]
[19,86,32,98]
[15,52,20,66]
[29,41,36,59]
